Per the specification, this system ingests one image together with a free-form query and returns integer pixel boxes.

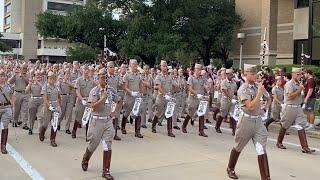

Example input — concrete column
[261,0,278,65]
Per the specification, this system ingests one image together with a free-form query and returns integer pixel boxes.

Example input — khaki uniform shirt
[29,82,43,97]
[8,74,28,91]
[154,73,173,94]
[75,77,95,98]
[41,84,60,102]
[123,71,141,92]
[284,79,302,105]
[187,75,206,95]
[88,86,112,117]
[220,79,237,100]
[271,86,284,105]
[0,84,12,104]
[238,83,264,116]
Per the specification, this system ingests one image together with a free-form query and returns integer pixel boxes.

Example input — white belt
[286,104,300,108]
[241,112,260,119]
[92,116,109,120]
[49,100,58,103]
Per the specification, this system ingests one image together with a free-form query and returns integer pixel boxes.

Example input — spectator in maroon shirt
[304,69,317,130]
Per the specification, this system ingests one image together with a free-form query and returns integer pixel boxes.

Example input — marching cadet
[171,69,182,130]
[181,64,209,137]
[121,59,143,138]
[276,68,315,154]
[81,68,121,180]
[140,65,153,129]
[70,61,81,127]
[106,61,123,141]
[212,68,225,121]
[39,71,61,147]
[25,70,44,135]
[0,70,13,154]
[117,64,127,128]
[57,68,74,134]
[264,76,284,130]
[8,64,29,129]
[215,69,238,136]
[226,64,271,180]
[72,65,96,139]
[177,68,187,120]
[151,60,176,137]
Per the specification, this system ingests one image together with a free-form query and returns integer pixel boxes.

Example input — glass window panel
[47,2,74,12]
[312,37,320,59]
[297,0,309,8]
[313,2,320,36]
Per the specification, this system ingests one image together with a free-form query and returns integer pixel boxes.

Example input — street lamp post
[237,33,246,70]
[99,27,107,58]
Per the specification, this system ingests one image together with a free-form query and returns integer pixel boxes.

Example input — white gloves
[131,91,138,97]
[165,95,171,101]
[302,104,306,109]
[49,105,55,112]
[196,94,203,99]
[231,99,237,104]
[82,99,88,106]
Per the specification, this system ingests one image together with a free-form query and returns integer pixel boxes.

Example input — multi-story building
[1,0,85,62]
[233,0,320,67]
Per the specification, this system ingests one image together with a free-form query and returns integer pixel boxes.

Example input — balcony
[37,48,67,56]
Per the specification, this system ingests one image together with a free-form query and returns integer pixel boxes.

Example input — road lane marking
[7,143,45,180]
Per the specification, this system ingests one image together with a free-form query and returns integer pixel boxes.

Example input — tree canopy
[35,0,241,66]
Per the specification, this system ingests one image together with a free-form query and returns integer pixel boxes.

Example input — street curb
[268,123,320,139]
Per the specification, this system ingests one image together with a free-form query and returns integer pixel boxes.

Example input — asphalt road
[1,119,320,180]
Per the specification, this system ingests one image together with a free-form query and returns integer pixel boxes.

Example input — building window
[47,2,74,12]
[2,39,21,48]
[294,40,310,64]
[5,3,11,14]
[4,16,11,25]
[295,0,309,8]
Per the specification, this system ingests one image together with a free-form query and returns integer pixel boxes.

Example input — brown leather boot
[167,117,175,137]
[39,126,46,142]
[215,115,223,133]
[81,148,93,171]
[121,116,127,134]
[102,150,114,180]
[199,116,208,137]
[113,118,121,141]
[276,127,287,149]
[227,148,240,179]
[1,128,8,154]
[151,116,158,133]
[181,115,191,133]
[72,121,78,138]
[135,116,143,138]
[264,118,275,131]
[230,117,237,136]
[298,129,315,154]
[50,127,58,147]
[258,154,271,180]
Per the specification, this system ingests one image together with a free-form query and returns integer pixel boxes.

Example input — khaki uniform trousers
[270,102,281,121]
[220,100,235,118]
[58,95,74,130]
[0,106,13,129]
[13,92,29,126]
[40,102,61,130]
[234,114,268,152]
[28,98,43,131]
[154,94,171,121]
[141,95,150,126]
[87,117,115,152]
[280,106,308,130]
[123,95,135,118]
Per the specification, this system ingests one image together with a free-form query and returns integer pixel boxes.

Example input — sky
[0,0,3,32]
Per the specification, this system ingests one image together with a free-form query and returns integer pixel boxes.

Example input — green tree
[36,1,125,52]
[173,0,241,65]
[66,43,98,63]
